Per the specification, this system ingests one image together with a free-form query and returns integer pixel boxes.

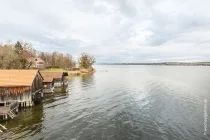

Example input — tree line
[0,41,95,69]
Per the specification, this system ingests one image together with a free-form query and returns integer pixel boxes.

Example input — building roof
[40,72,63,80]
[43,77,54,83]
[28,57,44,63]
[0,70,42,87]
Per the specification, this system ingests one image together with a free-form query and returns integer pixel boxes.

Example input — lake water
[0,65,210,140]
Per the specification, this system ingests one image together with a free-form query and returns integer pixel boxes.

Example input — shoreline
[97,62,210,66]
[42,68,96,76]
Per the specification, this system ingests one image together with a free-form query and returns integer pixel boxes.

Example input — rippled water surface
[1,65,210,140]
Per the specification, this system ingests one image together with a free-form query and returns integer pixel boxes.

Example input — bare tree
[0,43,19,69]
[0,41,75,69]
[78,53,96,69]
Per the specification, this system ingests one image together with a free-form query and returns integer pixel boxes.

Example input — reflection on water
[0,65,210,140]
[80,73,95,90]
[0,104,44,139]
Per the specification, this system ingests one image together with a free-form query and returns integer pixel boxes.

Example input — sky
[0,0,210,63]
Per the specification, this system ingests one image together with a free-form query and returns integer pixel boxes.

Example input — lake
[0,65,210,140]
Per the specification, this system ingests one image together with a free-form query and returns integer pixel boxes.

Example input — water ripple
[1,66,210,140]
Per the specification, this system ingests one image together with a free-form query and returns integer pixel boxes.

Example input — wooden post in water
[16,108,18,113]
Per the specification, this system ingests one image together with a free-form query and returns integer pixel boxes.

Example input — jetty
[0,101,19,120]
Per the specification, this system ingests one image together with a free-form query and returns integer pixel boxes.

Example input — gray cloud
[0,0,210,62]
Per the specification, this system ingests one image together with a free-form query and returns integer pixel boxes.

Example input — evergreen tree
[14,41,23,54]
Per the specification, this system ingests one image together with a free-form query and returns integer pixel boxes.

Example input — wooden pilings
[2,114,8,120]
[19,101,34,108]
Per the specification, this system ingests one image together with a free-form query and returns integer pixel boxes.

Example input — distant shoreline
[97,62,210,66]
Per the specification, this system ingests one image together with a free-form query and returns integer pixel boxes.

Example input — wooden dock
[0,101,19,120]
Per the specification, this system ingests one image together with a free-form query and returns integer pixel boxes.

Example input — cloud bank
[0,0,210,62]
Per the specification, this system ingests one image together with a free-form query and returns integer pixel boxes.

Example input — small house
[28,57,45,69]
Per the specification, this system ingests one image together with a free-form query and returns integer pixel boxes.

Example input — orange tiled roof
[28,57,44,63]
[0,70,41,87]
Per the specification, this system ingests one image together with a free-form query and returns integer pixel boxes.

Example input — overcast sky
[0,0,210,63]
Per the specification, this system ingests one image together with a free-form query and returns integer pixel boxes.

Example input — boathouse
[0,70,44,107]
[40,72,68,93]
[40,72,68,86]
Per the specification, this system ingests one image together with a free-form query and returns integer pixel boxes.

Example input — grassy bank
[41,68,67,72]
[41,68,95,76]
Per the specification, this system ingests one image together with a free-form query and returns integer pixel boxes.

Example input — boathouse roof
[0,70,43,87]
[43,77,54,83]
[40,72,64,80]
